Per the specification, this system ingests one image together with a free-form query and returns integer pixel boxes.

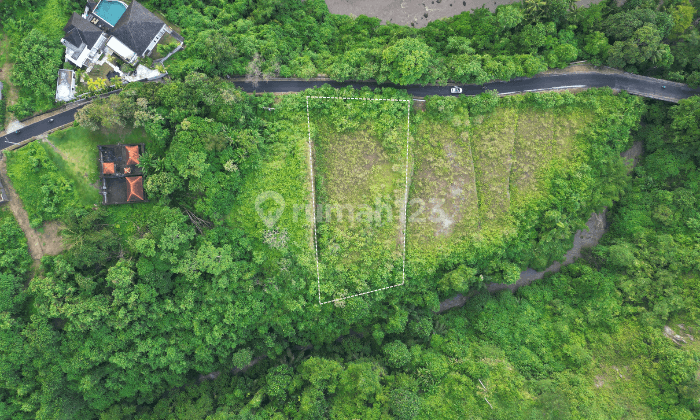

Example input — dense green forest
[1,75,700,418]
[1,0,700,119]
[0,0,700,419]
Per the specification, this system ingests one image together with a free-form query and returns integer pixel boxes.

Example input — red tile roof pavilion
[126,176,144,202]
[102,162,115,175]
[125,145,140,165]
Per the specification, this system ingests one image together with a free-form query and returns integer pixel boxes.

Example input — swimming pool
[93,0,127,26]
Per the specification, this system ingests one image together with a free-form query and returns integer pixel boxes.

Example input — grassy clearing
[406,98,601,282]
[49,126,153,184]
[312,102,408,303]
[5,141,99,227]
[470,107,519,230]
[509,109,592,209]
[42,143,101,207]
[407,116,479,265]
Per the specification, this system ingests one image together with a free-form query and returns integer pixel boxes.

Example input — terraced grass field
[228,88,639,303]
[406,99,597,283]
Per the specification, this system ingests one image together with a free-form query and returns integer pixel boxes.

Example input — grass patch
[88,63,113,80]
[42,143,101,207]
[6,142,96,227]
[407,114,479,269]
[509,109,592,209]
[406,94,614,284]
[470,107,519,230]
[311,99,408,303]
[49,126,153,184]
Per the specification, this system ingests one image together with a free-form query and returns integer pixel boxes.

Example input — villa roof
[126,176,144,202]
[111,0,165,55]
[102,162,115,175]
[125,145,140,165]
[64,12,102,49]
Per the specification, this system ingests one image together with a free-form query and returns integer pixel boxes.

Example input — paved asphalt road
[0,105,88,150]
[3,72,699,151]
[234,72,700,100]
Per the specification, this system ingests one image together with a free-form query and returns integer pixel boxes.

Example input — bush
[7,96,35,120]
[0,211,32,277]
[384,340,411,369]
[141,56,154,69]
[121,62,135,73]
[5,142,78,227]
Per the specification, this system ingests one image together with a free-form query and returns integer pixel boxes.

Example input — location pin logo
[255,191,285,228]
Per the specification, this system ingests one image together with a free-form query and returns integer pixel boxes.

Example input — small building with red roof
[98,143,147,204]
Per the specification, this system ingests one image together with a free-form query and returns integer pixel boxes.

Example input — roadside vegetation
[2,72,699,418]
[0,0,699,419]
[2,0,700,123]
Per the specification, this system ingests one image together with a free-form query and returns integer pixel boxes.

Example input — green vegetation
[407,89,641,289]
[0,81,7,128]
[0,207,32,277]
[4,125,153,234]
[49,125,153,184]
[0,0,699,418]
[5,141,96,227]
[312,96,409,302]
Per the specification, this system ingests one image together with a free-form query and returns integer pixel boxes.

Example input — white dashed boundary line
[306,95,411,305]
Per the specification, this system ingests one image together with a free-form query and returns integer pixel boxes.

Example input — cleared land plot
[470,108,518,230]
[310,98,409,304]
[509,109,593,209]
[407,117,478,256]
[407,102,595,277]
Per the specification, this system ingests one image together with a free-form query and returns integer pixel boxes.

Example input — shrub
[384,340,411,369]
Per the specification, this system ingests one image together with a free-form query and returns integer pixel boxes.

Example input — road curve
[3,71,699,151]
[234,72,700,101]
[0,105,88,151]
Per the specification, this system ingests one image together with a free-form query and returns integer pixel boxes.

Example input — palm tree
[523,0,547,22]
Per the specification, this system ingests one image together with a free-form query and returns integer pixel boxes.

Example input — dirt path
[0,155,66,267]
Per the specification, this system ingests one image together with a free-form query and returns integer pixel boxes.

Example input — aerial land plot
[226,94,316,302]
[407,95,606,282]
[509,109,593,210]
[470,107,519,231]
[407,114,479,265]
[309,97,409,304]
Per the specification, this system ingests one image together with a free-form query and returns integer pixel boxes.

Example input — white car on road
[450,86,462,94]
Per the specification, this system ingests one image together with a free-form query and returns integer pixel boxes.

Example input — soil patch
[0,155,67,267]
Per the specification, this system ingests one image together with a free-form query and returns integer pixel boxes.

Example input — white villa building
[61,0,174,69]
